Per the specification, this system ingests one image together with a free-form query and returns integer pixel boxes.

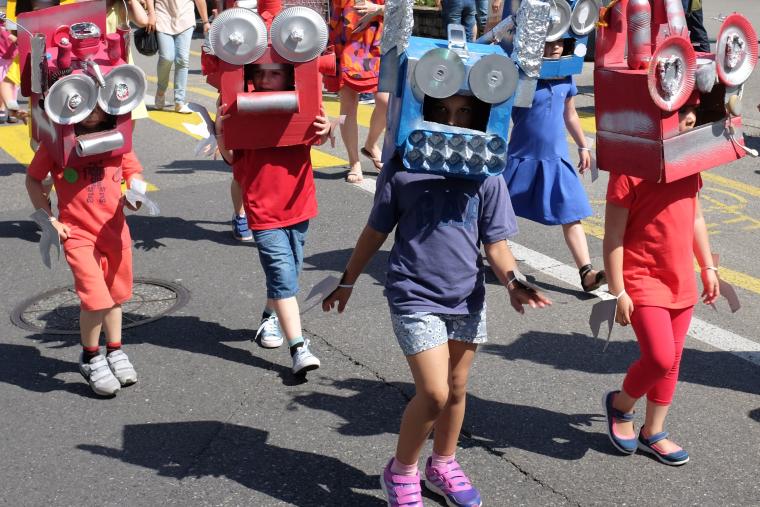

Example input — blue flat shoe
[637,429,690,466]
[602,390,637,454]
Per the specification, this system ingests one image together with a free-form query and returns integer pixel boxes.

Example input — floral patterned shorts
[390,306,487,356]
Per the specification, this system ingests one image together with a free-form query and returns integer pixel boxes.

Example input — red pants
[622,305,693,406]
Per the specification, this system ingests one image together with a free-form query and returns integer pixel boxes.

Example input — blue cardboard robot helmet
[383,26,518,181]
[498,0,599,78]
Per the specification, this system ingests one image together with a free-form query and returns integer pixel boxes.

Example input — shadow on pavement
[77,421,383,506]
[155,159,227,174]
[749,408,760,423]
[0,343,102,399]
[0,162,25,177]
[292,377,610,461]
[126,215,254,250]
[303,248,389,286]
[0,219,43,244]
[480,331,760,397]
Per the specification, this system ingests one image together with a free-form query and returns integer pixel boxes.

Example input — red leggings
[622,305,694,406]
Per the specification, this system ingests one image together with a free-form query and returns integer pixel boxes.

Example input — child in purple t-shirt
[323,94,551,507]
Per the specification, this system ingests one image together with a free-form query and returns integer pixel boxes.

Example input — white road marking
[351,174,760,367]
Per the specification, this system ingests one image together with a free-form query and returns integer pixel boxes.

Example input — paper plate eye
[44,74,99,125]
[208,7,268,65]
[270,7,329,63]
[715,14,758,87]
[647,36,696,112]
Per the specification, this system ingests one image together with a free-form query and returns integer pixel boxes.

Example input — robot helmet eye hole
[422,94,490,132]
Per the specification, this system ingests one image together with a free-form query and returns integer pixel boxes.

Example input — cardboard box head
[16,1,146,167]
[594,0,758,182]
[383,29,518,180]
[202,1,335,149]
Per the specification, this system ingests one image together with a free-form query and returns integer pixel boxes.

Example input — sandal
[637,428,689,466]
[580,263,606,292]
[602,390,637,455]
[360,147,383,172]
[345,166,363,184]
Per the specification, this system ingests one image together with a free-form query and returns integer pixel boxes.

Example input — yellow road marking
[0,124,35,165]
[145,75,218,100]
[702,172,760,198]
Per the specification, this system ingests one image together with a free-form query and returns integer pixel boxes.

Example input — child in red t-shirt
[26,105,144,397]
[601,108,719,466]
[215,63,333,376]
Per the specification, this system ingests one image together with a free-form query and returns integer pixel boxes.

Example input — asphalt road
[0,3,759,505]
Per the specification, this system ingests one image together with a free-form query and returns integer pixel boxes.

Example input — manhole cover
[11,278,190,335]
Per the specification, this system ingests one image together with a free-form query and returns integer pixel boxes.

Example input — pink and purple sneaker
[424,456,482,507]
[380,459,424,507]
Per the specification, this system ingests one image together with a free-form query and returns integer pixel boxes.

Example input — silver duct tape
[237,91,299,114]
[381,0,414,55]
[76,130,125,157]
[476,16,515,45]
[31,34,47,95]
[512,0,551,78]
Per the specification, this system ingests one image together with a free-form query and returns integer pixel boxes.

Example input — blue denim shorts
[390,306,487,356]
[251,220,308,300]
[441,0,477,41]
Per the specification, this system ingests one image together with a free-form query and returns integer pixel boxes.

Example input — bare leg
[101,305,123,344]
[562,221,592,268]
[363,92,389,162]
[432,340,477,456]
[395,343,451,465]
[267,297,302,341]
[611,389,637,439]
[79,308,106,348]
[339,87,362,182]
[642,401,682,453]
[230,179,244,215]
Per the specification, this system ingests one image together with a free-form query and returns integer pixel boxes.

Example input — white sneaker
[174,103,193,114]
[255,314,284,348]
[106,349,138,386]
[154,92,166,110]
[292,339,320,375]
[79,354,121,396]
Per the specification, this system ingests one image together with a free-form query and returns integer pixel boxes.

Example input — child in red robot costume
[18,1,151,397]
[596,0,757,465]
[203,0,336,375]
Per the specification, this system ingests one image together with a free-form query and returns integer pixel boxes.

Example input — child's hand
[614,293,634,326]
[322,286,352,313]
[124,199,142,211]
[700,269,720,305]
[51,219,71,242]
[214,102,231,137]
[507,282,552,314]
[313,114,332,136]
[577,148,591,174]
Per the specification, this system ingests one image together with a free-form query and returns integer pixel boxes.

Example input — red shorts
[64,245,133,311]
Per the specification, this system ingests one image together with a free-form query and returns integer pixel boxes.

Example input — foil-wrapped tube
[476,15,515,46]
[627,0,651,70]
[512,0,551,79]
[664,0,687,35]
[76,130,125,156]
[237,91,299,114]
[381,0,414,55]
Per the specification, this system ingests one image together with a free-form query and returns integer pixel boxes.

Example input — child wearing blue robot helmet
[323,24,551,507]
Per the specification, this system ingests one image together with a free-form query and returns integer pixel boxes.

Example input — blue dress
[503,76,593,225]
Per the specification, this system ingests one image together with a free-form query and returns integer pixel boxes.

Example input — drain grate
[11,278,190,335]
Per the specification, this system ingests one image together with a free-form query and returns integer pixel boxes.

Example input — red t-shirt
[232,145,318,230]
[27,145,143,251]
[606,172,702,309]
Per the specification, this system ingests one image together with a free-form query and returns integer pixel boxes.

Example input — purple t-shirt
[368,157,519,315]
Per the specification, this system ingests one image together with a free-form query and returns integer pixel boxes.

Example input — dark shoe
[580,264,606,292]
[0,111,7,123]
[602,390,637,454]
[231,214,253,242]
[637,429,690,466]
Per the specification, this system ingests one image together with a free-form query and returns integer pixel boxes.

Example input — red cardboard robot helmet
[16,0,146,168]
[202,0,336,150]
[594,0,758,182]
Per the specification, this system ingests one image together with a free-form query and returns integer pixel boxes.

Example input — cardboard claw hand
[30,209,61,269]
[589,299,617,351]
[300,275,341,315]
[125,179,161,216]
[183,103,218,157]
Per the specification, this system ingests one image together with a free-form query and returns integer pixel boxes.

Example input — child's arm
[602,202,633,325]
[563,96,591,174]
[214,101,234,164]
[693,199,719,305]
[26,175,71,240]
[125,0,149,27]
[484,240,552,314]
[322,225,388,313]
